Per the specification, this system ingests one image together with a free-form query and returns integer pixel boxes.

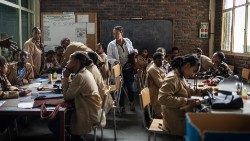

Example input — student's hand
[19,89,32,97]
[187,98,201,107]
[63,67,71,78]
[0,37,18,51]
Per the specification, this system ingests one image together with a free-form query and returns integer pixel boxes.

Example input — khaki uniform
[61,42,92,67]
[23,38,43,75]
[206,62,233,78]
[6,62,34,85]
[86,63,113,113]
[62,68,102,135]
[98,52,110,84]
[0,74,19,99]
[200,55,213,71]
[146,64,166,117]
[158,69,199,136]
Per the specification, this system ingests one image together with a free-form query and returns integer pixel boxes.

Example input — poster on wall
[199,22,209,39]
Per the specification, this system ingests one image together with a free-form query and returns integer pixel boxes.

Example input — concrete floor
[0,97,184,141]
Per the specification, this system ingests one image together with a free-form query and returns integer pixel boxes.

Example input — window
[0,0,38,59]
[221,0,248,53]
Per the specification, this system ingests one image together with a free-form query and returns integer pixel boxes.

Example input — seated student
[55,46,64,66]
[205,51,232,78]
[146,52,166,118]
[86,51,114,113]
[42,50,60,74]
[165,47,180,63]
[158,54,210,136]
[95,43,110,84]
[48,51,103,141]
[7,51,34,86]
[0,56,31,133]
[136,48,151,72]
[193,48,213,72]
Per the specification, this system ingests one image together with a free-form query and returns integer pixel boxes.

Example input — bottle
[52,71,58,80]
[236,82,242,95]
[242,87,248,100]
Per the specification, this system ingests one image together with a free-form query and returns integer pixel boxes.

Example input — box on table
[185,113,250,141]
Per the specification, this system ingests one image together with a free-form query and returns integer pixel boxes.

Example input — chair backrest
[241,68,249,81]
[139,87,151,109]
[112,64,121,77]
[228,65,234,72]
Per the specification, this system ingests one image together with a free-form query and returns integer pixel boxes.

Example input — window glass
[221,11,232,51]
[21,0,33,10]
[0,4,19,61]
[224,0,233,9]
[235,0,246,6]
[6,0,18,4]
[233,6,246,53]
[22,11,34,45]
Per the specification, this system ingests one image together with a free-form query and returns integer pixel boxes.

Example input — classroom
[0,0,250,141]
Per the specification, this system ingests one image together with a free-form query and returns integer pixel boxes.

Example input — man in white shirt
[107,26,137,112]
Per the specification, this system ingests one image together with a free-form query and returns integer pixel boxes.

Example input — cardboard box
[185,113,250,141]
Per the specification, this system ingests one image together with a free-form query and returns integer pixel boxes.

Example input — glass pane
[235,0,246,6]
[0,4,19,60]
[22,11,34,46]
[224,0,233,9]
[6,0,18,4]
[221,11,232,51]
[21,0,33,10]
[247,7,250,52]
[233,6,246,53]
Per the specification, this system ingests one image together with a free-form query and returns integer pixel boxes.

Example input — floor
[0,95,184,141]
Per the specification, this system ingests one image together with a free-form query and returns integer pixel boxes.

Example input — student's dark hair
[87,52,98,66]
[114,26,123,33]
[153,52,164,60]
[0,56,7,67]
[215,51,225,61]
[46,50,55,57]
[61,38,70,44]
[194,48,202,54]
[71,51,92,70]
[139,48,148,54]
[55,46,64,51]
[171,54,200,70]
[32,27,40,33]
[20,50,29,56]
[172,47,179,52]
[156,47,166,55]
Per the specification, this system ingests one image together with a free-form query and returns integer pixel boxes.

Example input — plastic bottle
[242,87,248,100]
[52,71,58,80]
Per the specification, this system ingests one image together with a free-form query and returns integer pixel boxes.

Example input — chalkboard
[100,20,173,54]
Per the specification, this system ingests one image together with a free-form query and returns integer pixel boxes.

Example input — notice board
[100,20,173,54]
[41,12,97,51]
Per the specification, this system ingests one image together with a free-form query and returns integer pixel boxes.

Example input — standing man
[23,27,44,77]
[107,26,137,112]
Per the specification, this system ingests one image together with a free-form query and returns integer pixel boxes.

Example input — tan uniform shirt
[62,68,102,134]
[146,64,166,117]
[0,74,19,99]
[200,55,213,71]
[23,38,43,75]
[6,62,34,85]
[86,63,113,113]
[61,42,92,67]
[158,69,199,136]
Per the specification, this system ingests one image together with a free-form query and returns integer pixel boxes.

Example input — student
[158,54,209,136]
[193,48,213,72]
[107,25,137,112]
[23,27,44,77]
[165,47,180,63]
[48,51,102,141]
[7,51,34,86]
[136,48,151,73]
[86,51,114,113]
[95,43,110,83]
[146,52,166,118]
[42,50,60,74]
[55,46,64,66]
[205,51,232,78]
[60,38,92,67]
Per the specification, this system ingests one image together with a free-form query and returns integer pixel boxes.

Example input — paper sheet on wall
[74,23,87,43]
[77,15,89,22]
[87,23,95,34]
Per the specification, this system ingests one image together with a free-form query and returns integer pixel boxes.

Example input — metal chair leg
[94,127,97,141]
[101,127,104,141]
[113,107,117,141]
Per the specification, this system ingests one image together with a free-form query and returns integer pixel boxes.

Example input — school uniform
[0,74,19,99]
[158,69,200,136]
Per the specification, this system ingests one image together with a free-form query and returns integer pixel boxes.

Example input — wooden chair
[93,86,110,141]
[241,68,250,82]
[228,65,234,73]
[139,87,165,141]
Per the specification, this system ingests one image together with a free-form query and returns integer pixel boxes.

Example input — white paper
[87,23,95,34]
[77,15,89,22]
[21,83,42,89]
[0,100,5,106]
[18,101,34,109]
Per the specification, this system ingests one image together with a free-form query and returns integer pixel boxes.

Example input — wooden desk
[0,78,66,141]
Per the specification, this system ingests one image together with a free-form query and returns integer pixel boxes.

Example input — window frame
[221,0,249,55]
